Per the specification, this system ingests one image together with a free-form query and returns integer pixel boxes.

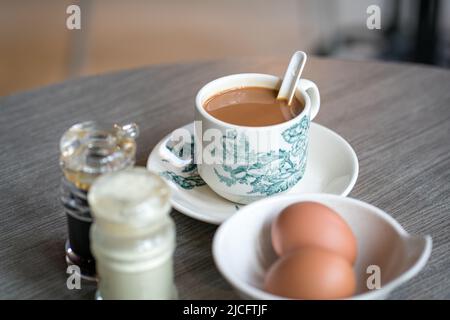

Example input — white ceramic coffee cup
[161,73,320,204]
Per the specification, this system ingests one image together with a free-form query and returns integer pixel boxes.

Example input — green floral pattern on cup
[213,115,309,196]
[160,115,309,194]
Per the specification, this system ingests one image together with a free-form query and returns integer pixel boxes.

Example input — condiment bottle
[59,121,139,279]
[88,167,176,299]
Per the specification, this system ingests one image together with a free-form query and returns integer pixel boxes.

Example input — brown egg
[271,201,357,264]
[264,248,356,299]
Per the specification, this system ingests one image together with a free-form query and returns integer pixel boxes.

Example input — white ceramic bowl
[212,194,432,300]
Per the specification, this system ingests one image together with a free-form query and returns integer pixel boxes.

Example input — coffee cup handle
[299,79,320,120]
[159,136,193,168]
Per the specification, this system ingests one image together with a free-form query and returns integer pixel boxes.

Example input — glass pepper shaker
[88,167,177,299]
[59,121,139,280]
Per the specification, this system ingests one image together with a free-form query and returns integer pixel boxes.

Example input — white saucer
[146,122,358,224]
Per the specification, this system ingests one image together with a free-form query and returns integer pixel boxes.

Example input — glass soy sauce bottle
[59,121,139,280]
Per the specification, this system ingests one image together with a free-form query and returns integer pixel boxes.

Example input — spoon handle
[277,51,307,105]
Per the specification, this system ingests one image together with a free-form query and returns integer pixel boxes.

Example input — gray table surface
[0,57,449,299]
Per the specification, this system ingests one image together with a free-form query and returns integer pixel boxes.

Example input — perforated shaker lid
[88,167,171,230]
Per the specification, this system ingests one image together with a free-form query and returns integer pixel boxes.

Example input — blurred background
[1,0,449,96]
